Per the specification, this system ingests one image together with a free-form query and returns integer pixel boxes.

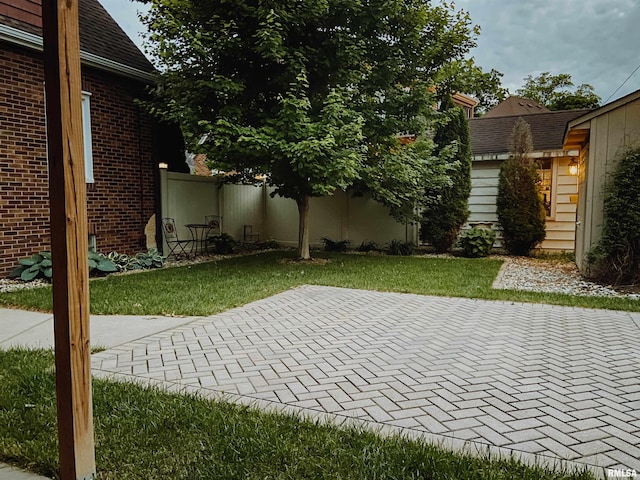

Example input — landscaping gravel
[0,279,48,294]
[492,256,640,299]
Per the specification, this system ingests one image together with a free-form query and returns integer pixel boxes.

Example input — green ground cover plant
[1,251,638,314]
[0,349,596,480]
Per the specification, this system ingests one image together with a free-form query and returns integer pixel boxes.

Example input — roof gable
[470,109,591,156]
[483,96,550,118]
[0,0,153,75]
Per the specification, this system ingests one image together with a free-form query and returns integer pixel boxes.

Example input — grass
[0,349,596,480]
[1,250,638,315]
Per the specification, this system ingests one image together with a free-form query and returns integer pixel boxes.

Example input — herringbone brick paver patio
[92,286,640,475]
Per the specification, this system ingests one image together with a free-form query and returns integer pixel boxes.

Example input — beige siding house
[468,99,590,251]
[563,89,640,271]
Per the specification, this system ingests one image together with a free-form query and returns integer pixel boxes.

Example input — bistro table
[184,223,212,255]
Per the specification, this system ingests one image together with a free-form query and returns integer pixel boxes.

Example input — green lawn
[0,251,613,478]
[1,250,638,314]
[0,349,596,480]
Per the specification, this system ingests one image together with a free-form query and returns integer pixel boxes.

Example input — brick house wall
[0,41,156,276]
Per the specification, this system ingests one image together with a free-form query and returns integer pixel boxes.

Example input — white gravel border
[492,256,639,299]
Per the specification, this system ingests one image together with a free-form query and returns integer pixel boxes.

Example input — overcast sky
[99,0,640,105]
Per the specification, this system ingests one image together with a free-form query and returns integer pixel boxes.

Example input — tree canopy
[141,0,478,258]
[515,72,600,110]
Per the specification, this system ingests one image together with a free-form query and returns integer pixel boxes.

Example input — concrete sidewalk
[0,308,202,349]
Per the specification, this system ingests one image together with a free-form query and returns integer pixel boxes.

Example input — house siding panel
[573,96,640,270]
[469,157,577,252]
[0,42,156,276]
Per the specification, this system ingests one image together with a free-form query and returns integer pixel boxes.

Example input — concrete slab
[0,308,201,349]
[0,463,50,480]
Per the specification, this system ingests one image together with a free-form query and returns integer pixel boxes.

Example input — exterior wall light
[568,158,579,176]
[158,162,168,169]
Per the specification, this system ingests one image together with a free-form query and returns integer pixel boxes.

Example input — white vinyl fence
[159,170,418,252]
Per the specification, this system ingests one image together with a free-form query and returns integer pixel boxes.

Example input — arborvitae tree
[420,95,472,252]
[496,118,546,255]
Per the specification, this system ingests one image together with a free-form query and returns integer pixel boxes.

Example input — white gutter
[0,23,156,83]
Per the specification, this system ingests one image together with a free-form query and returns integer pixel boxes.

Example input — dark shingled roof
[0,0,153,74]
[470,109,592,156]
[483,96,550,118]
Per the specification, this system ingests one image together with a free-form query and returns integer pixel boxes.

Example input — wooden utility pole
[42,0,96,478]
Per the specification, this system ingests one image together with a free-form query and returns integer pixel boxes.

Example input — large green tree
[496,118,546,255]
[141,0,477,258]
[420,95,472,251]
[516,72,600,110]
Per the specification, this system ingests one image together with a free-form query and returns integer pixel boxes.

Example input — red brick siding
[0,41,156,276]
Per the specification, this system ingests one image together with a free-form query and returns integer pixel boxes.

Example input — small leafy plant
[356,240,378,252]
[387,240,414,256]
[9,252,53,281]
[88,252,119,276]
[321,237,351,252]
[10,251,117,282]
[132,249,165,269]
[208,233,238,255]
[106,249,165,271]
[459,228,495,258]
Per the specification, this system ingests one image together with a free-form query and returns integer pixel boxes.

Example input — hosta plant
[10,251,117,282]
[459,228,495,258]
[9,252,53,281]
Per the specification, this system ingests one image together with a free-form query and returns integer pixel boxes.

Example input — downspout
[137,105,144,248]
[151,119,163,254]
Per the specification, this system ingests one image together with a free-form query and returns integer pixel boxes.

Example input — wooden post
[42,0,96,478]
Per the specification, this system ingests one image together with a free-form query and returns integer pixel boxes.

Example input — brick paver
[93,285,640,475]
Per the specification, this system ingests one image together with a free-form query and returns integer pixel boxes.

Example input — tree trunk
[297,195,311,260]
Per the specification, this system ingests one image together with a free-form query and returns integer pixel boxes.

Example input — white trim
[81,92,94,183]
[0,23,156,83]
[473,149,579,161]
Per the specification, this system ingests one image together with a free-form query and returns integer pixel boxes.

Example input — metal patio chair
[161,217,193,258]
[204,215,222,235]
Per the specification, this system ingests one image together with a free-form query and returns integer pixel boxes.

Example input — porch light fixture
[568,158,579,176]
[158,162,168,169]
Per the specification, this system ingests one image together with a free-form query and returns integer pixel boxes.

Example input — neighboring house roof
[470,109,591,156]
[0,0,154,81]
[483,96,550,118]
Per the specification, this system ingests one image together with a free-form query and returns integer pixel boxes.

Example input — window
[538,159,553,217]
[81,91,94,183]
[44,88,94,183]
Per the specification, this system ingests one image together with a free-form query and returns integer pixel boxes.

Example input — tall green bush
[496,118,546,255]
[420,95,472,252]
[587,145,640,285]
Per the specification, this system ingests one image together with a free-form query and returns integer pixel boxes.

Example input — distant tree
[496,118,546,255]
[141,0,478,259]
[516,72,600,110]
[436,59,508,115]
[420,95,472,251]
